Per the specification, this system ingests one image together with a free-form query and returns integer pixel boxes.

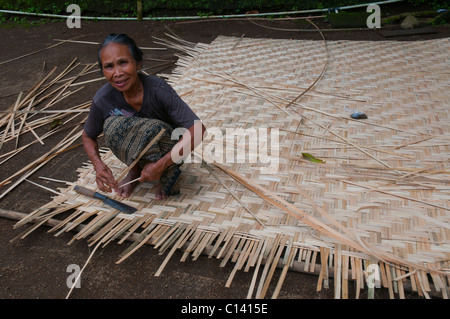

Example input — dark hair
[97,33,144,71]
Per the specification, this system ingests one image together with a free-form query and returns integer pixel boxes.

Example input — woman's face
[99,43,141,93]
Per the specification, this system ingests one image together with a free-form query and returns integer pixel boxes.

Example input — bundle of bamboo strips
[0,58,96,198]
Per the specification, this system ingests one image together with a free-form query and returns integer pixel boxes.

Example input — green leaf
[302,153,326,163]
[48,118,63,131]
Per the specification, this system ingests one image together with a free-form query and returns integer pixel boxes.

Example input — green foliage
[429,10,450,24]
[406,0,450,10]
[382,10,437,24]
[1,0,448,18]
[0,0,381,17]
[329,11,371,28]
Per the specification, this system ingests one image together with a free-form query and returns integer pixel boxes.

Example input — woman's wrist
[92,158,107,172]
[161,151,175,170]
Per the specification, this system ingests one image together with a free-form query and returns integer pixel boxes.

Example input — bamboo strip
[150,224,173,246]
[334,244,342,299]
[23,121,44,145]
[153,222,182,250]
[10,210,61,242]
[88,217,123,247]
[215,226,238,260]
[245,237,264,271]
[1,110,80,149]
[116,221,164,264]
[118,215,156,246]
[417,271,431,299]
[14,96,34,149]
[101,218,140,246]
[66,241,102,299]
[385,264,395,298]
[159,223,190,255]
[238,85,420,136]
[155,223,193,277]
[23,178,63,196]
[255,234,281,298]
[218,229,243,267]
[379,262,389,289]
[272,233,299,298]
[70,211,117,244]
[175,221,200,249]
[226,238,253,287]
[258,235,289,299]
[180,229,204,262]
[241,238,258,270]
[342,254,349,299]
[394,135,436,150]
[355,258,363,298]
[99,218,137,247]
[42,64,92,110]
[0,92,22,150]
[47,206,88,234]
[118,214,157,244]
[192,232,216,260]
[0,36,74,66]
[317,247,329,291]
[247,238,270,299]
[69,77,105,87]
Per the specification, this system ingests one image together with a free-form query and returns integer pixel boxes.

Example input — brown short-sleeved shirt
[84,73,199,139]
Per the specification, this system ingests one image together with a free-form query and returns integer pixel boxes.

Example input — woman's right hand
[93,161,118,193]
[82,131,118,193]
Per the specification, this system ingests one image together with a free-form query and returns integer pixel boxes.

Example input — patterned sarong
[103,116,181,196]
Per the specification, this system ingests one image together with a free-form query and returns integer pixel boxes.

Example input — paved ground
[0,3,449,304]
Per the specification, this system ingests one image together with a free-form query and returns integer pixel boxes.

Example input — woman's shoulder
[141,73,170,90]
[92,82,116,104]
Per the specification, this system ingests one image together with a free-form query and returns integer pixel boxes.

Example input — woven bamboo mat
[16,35,450,299]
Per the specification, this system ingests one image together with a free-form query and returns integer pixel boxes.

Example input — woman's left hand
[140,161,164,182]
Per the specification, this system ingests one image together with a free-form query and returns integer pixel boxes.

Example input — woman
[82,34,206,199]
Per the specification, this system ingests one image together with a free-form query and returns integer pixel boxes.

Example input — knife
[74,185,137,214]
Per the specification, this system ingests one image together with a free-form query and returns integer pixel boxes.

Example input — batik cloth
[103,116,181,196]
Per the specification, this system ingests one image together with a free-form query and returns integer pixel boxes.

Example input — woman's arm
[81,130,118,192]
[140,120,206,182]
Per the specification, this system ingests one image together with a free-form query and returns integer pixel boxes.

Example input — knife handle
[74,185,96,197]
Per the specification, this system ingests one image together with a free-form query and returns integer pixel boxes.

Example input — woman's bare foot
[117,165,141,198]
[155,183,168,200]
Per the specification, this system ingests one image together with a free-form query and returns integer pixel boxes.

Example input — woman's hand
[82,131,118,193]
[139,161,164,182]
[93,160,118,193]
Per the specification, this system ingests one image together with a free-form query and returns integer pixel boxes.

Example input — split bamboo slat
[10,35,450,299]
